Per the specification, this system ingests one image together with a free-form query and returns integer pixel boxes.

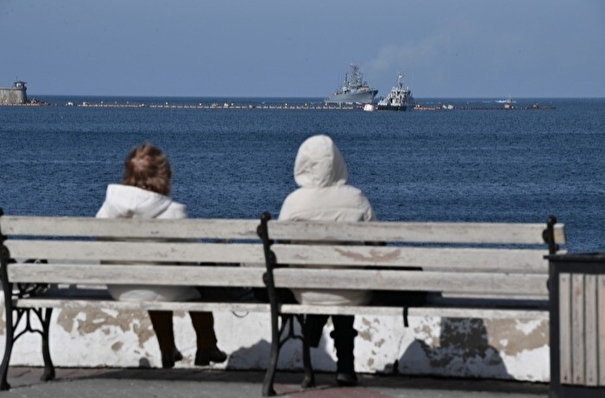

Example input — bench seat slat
[268,220,566,244]
[5,240,265,263]
[8,264,267,287]
[272,244,549,272]
[271,268,549,296]
[14,298,271,313]
[2,216,260,239]
[13,298,548,319]
[279,304,549,319]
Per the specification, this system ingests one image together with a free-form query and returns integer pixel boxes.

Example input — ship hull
[324,90,378,105]
[376,104,409,111]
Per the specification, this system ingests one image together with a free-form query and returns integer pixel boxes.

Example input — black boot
[331,316,358,387]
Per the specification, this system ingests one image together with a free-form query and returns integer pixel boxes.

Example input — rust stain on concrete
[111,342,123,352]
[358,317,379,342]
[56,308,155,348]
[484,319,549,354]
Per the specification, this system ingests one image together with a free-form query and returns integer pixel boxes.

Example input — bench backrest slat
[2,216,260,240]
[271,268,548,296]
[5,240,265,264]
[268,220,566,244]
[262,218,565,301]
[8,263,266,287]
[272,244,550,272]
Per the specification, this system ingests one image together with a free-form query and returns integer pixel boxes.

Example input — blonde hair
[121,143,172,195]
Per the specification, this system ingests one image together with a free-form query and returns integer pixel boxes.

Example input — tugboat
[324,63,378,105]
[376,74,415,111]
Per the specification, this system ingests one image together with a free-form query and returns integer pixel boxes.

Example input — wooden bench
[257,213,566,396]
[0,211,270,391]
[0,210,567,396]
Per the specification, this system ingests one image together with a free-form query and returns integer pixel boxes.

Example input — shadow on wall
[225,317,336,375]
[396,318,511,379]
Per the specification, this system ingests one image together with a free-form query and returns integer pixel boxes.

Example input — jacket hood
[294,135,348,188]
[97,184,174,218]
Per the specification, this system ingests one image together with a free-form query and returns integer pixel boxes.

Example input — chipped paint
[334,247,402,263]
[484,318,548,354]
[56,308,155,348]
[0,304,552,382]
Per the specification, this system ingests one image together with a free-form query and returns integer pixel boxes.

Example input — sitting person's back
[96,142,226,369]
[278,134,376,385]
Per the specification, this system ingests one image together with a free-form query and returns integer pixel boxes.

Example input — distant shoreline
[2,98,557,111]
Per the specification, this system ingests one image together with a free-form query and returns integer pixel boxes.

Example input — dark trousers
[304,314,356,374]
[148,310,217,356]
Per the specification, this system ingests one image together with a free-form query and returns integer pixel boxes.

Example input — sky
[1,0,604,98]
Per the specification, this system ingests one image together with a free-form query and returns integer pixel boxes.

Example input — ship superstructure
[376,74,415,111]
[324,64,378,105]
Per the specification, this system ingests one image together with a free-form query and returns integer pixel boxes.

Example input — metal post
[300,315,315,388]
[40,308,55,381]
[543,215,559,255]
[0,208,14,390]
[258,212,279,397]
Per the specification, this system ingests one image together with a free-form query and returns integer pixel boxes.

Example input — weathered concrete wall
[0,88,27,105]
[0,303,550,381]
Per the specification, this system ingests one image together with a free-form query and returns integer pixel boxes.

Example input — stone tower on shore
[0,81,28,105]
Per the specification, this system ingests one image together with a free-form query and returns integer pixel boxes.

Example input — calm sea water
[1,97,603,253]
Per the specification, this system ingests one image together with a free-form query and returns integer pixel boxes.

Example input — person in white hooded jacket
[279,134,376,386]
[96,143,227,369]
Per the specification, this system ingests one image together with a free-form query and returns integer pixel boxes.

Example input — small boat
[376,74,415,111]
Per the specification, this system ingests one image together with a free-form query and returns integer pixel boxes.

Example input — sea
[1,96,603,253]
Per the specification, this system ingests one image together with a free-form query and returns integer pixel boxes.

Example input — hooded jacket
[279,135,376,305]
[96,184,200,302]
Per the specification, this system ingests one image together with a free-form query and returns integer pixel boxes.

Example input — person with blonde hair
[96,142,227,368]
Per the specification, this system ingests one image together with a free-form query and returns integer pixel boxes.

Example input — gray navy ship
[324,63,378,105]
[376,73,415,111]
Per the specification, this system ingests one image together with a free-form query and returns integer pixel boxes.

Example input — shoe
[195,346,228,366]
[161,348,183,369]
[336,372,358,387]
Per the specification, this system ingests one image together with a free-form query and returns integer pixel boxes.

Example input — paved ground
[3,367,549,398]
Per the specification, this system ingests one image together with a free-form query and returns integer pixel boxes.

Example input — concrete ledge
[0,306,550,382]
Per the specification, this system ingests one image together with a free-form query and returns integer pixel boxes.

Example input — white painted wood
[278,304,549,319]
[585,275,598,386]
[268,220,566,244]
[1,216,260,239]
[5,240,265,263]
[8,263,267,287]
[272,244,548,272]
[572,274,586,385]
[13,298,548,320]
[559,273,572,385]
[8,264,547,296]
[599,276,605,386]
[441,292,547,300]
[14,298,271,313]
[270,268,547,295]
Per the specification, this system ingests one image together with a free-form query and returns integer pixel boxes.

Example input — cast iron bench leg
[40,308,55,381]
